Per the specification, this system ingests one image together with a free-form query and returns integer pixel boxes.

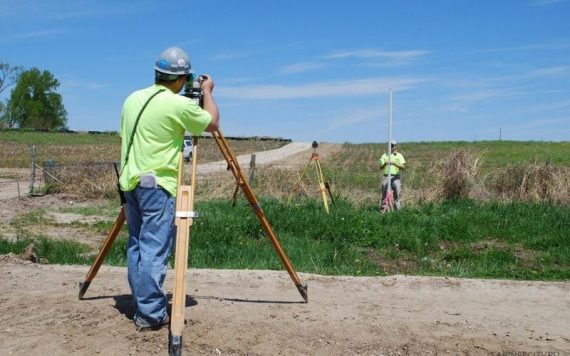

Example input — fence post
[29,145,36,195]
[249,154,256,184]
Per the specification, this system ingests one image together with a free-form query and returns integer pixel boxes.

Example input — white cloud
[0,29,64,42]
[527,0,566,6]
[0,0,157,23]
[440,65,569,103]
[449,88,522,103]
[480,40,570,53]
[504,116,570,140]
[326,108,384,130]
[323,49,431,66]
[511,99,570,114]
[61,80,105,91]
[217,76,429,100]
[517,116,570,129]
[278,62,326,75]
[211,52,249,61]
[324,49,431,60]
[527,66,569,77]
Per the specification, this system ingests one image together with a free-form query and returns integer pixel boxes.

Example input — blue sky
[1,0,569,143]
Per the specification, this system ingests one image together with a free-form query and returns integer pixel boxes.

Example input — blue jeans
[124,186,175,326]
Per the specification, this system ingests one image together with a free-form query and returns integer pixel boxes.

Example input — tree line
[0,62,67,130]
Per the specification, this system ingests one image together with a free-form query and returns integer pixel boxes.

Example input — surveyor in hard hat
[378,140,406,210]
[119,46,219,331]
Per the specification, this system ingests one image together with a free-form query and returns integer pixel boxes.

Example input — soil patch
[0,262,568,355]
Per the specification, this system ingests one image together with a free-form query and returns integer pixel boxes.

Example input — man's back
[119,84,211,196]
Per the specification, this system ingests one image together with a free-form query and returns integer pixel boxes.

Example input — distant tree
[0,62,23,94]
[0,62,24,128]
[2,67,67,130]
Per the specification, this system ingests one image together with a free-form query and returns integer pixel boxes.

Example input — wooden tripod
[78,129,308,355]
[288,150,334,213]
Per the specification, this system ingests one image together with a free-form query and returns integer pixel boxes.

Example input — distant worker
[378,140,405,211]
[119,46,219,331]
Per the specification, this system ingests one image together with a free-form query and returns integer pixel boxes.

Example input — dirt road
[0,258,568,355]
[0,169,28,200]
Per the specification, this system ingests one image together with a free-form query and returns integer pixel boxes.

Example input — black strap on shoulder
[121,89,165,173]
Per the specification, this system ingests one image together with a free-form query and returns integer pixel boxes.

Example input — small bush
[439,150,479,200]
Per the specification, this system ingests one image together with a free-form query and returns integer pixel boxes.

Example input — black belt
[383,174,400,179]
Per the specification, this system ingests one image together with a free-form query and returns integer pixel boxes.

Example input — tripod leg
[324,182,335,204]
[79,206,126,299]
[287,155,313,203]
[169,138,199,355]
[314,159,329,213]
[212,129,308,302]
[316,160,335,205]
[169,184,192,355]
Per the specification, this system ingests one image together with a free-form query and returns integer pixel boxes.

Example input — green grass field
[332,140,570,169]
[1,131,568,281]
[1,198,568,280]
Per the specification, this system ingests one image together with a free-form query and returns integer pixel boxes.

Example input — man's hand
[200,74,214,94]
[200,74,219,132]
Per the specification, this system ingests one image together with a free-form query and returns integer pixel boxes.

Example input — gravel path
[197,142,312,173]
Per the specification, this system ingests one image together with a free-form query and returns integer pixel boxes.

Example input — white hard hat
[154,47,192,79]
[390,139,397,145]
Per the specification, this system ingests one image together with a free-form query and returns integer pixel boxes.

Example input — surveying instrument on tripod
[78,71,307,356]
[288,140,335,213]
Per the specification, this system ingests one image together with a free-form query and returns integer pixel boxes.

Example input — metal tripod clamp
[175,211,198,218]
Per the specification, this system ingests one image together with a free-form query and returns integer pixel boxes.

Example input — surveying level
[288,140,335,213]
[78,130,308,356]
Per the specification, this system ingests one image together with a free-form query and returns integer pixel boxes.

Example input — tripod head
[312,141,318,153]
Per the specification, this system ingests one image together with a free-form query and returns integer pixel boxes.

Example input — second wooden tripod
[288,142,334,213]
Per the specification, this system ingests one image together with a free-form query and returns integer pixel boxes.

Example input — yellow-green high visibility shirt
[378,152,405,176]
[119,84,211,197]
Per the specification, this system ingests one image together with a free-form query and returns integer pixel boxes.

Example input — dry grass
[489,163,570,204]
[50,163,117,199]
[194,165,303,201]
[0,136,287,168]
[0,142,121,168]
[14,139,570,206]
[438,150,480,200]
